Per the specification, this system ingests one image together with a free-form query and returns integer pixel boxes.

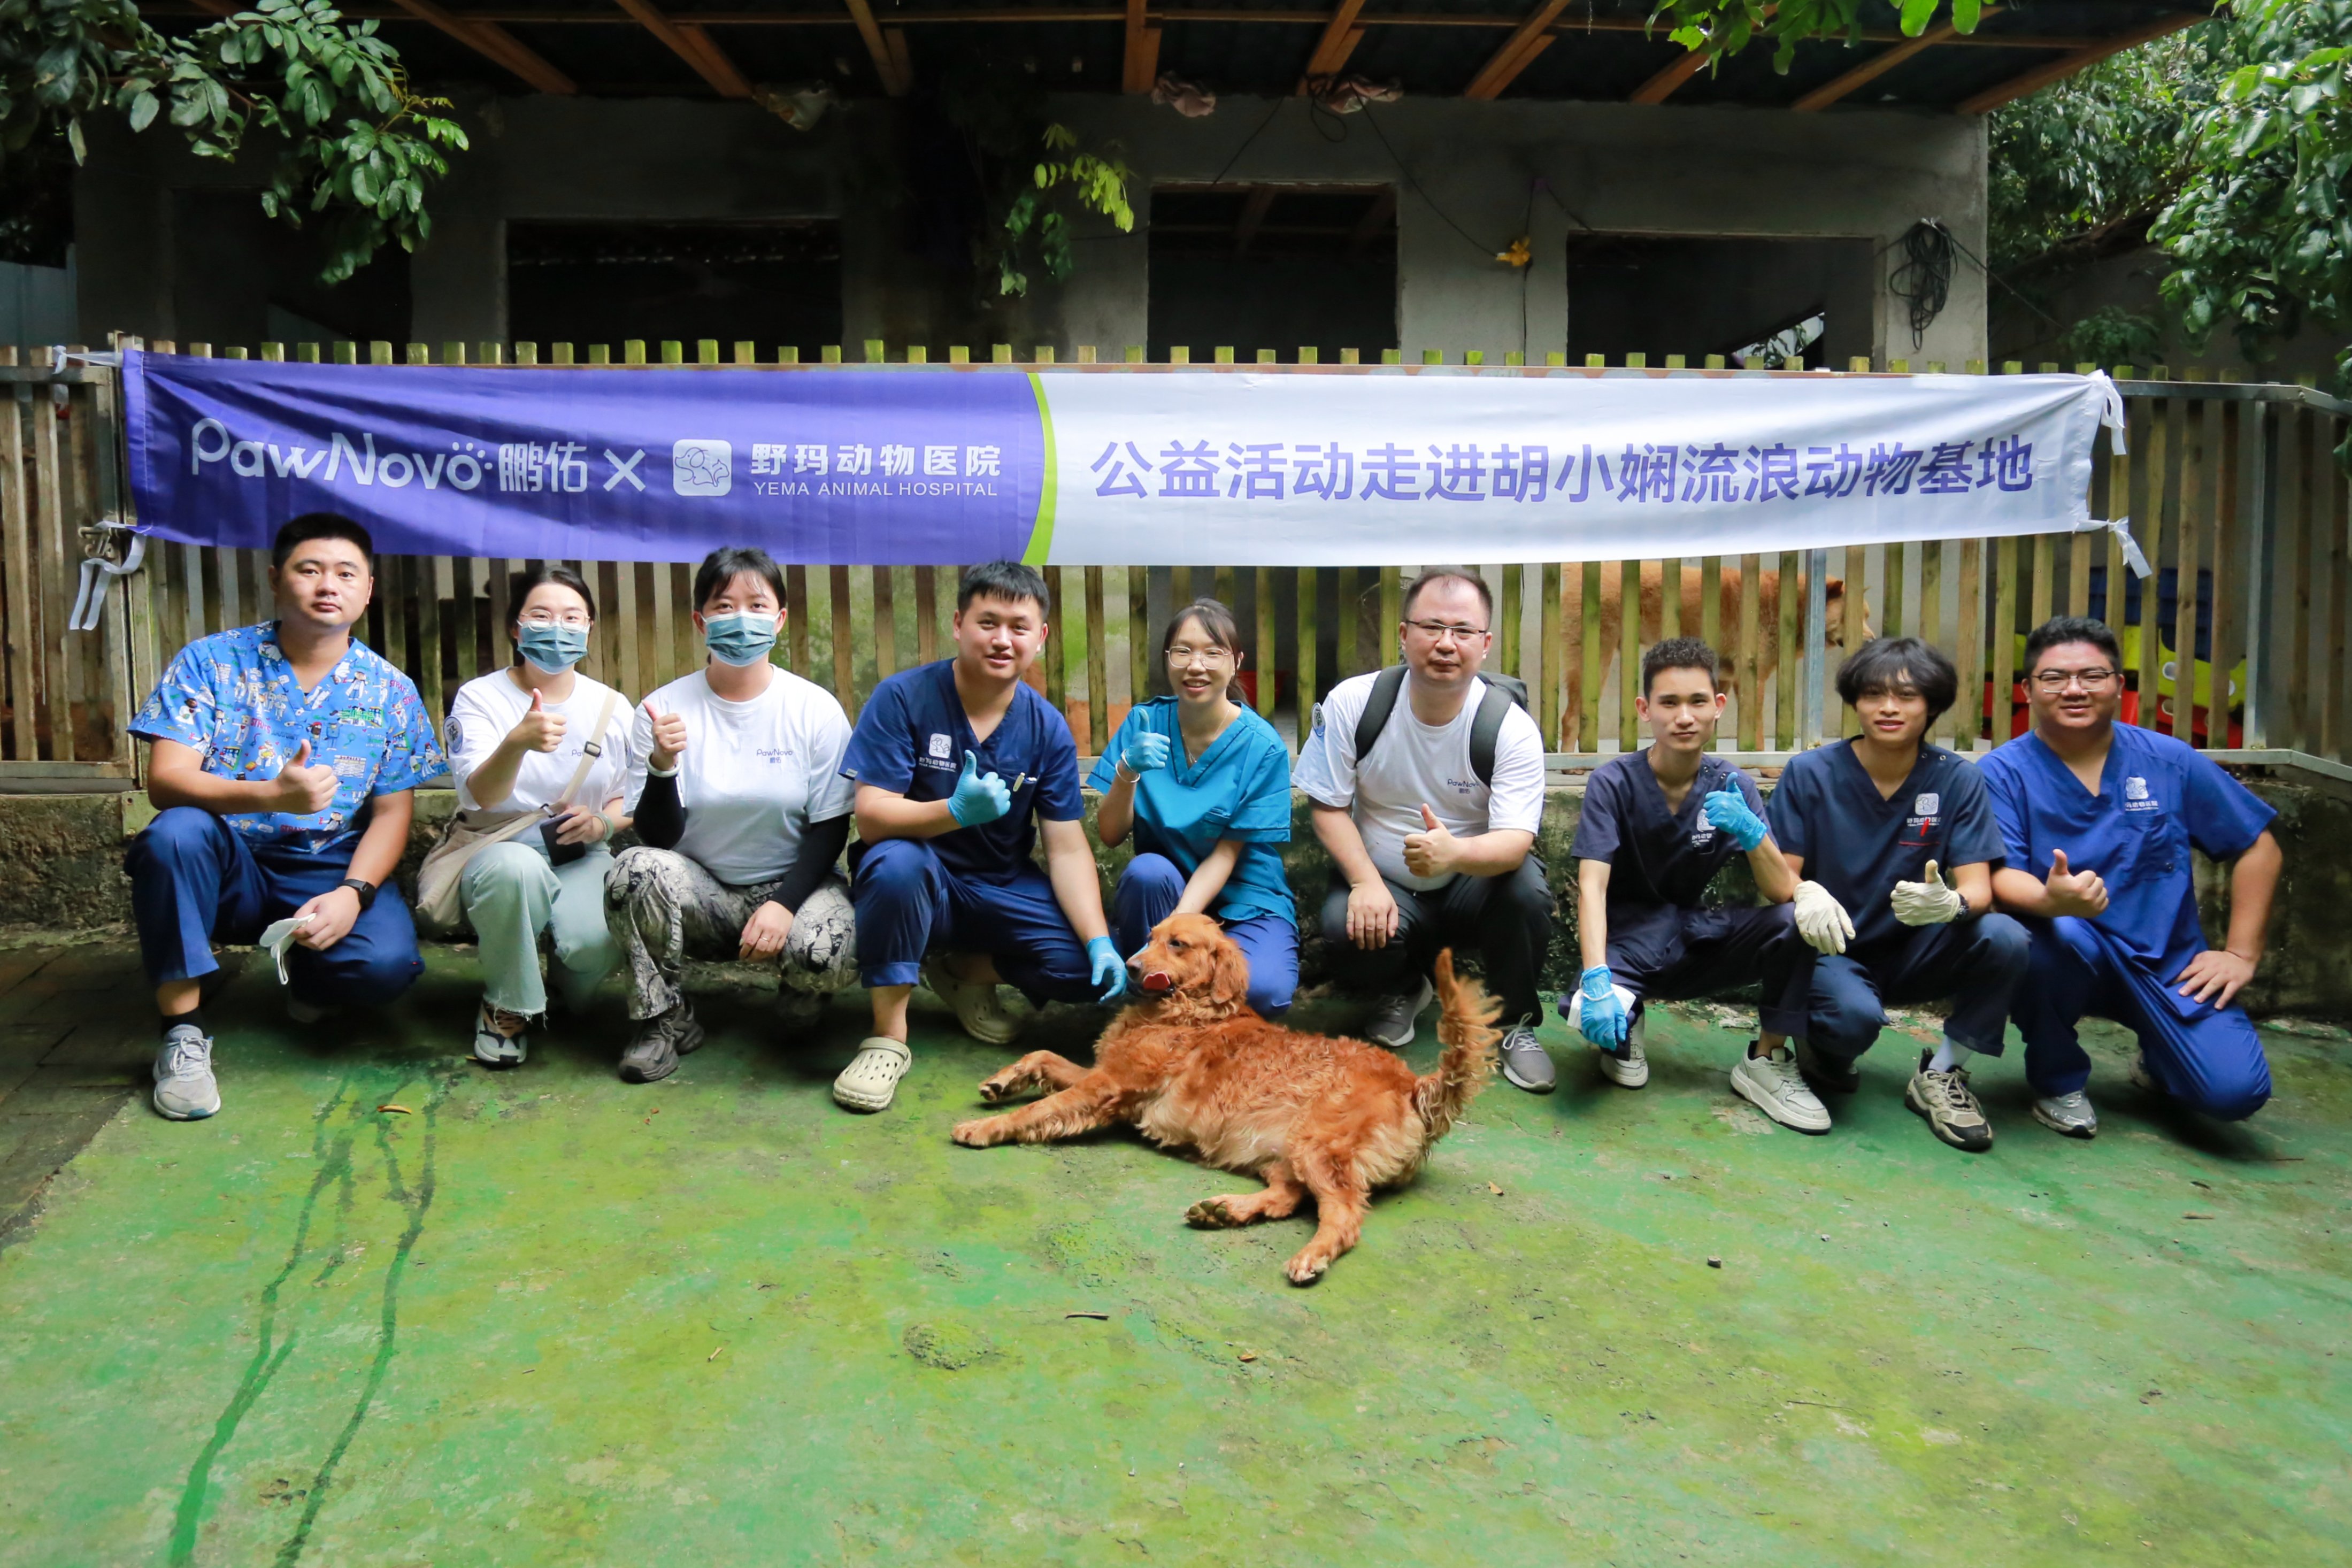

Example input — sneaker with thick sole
[922,957,1019,1046]
[1498,1025,1557,1093]
[1731,1044,1831,1133]
[1795,1037,1861,1094]
[619,1002,705,1083]
[1594,1009,1649,1088]
[153,1024,221,1121]
[1364,976,1434,1049]
[1906,1051,1994,1151]
[2032,1089,2099,1137]
[473,1000,531,1069]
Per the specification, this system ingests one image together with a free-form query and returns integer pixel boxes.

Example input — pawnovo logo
[188,418,488,490]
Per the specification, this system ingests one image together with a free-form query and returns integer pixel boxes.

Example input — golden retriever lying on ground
[951,913,1500,1284]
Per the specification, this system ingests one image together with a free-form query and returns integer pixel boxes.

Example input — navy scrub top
[1766,739,2005,951]
[1571,750,1767,946]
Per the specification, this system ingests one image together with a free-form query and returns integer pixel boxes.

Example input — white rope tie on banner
[2078,515,2153,579]
[2088,369,2129,455]
[70,522,146,632]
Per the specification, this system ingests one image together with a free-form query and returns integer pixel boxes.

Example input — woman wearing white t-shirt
[605,547,859,1084]
[444,565,634,1068]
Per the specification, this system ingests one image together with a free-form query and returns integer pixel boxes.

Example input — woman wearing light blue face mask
[604,547,860,1084]
[442,566,636,1067]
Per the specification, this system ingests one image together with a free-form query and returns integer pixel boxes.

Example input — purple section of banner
[122,351,1046,565]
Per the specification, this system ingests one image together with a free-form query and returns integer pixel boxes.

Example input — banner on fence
[124,351,2124,566]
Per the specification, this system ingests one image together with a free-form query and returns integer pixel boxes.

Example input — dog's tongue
[1141,971,1174,994]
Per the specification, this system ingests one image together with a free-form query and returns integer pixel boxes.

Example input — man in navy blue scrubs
[1983,616,2282,1136]
[836,561,1127,1113]
[1766,636,2031,1151]
[1562,638,1820,1131]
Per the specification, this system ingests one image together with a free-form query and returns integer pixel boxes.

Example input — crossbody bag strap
[552,686,622,812]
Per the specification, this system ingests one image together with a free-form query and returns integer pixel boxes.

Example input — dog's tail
[1411,948,1501,1142]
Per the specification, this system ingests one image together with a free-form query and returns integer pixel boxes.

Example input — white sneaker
[153,1024,221,1121]
[2032,1089,2099,1137]
[922,957,1019,1046]
[1731,1044,1831,1133]
[1595,1009,1649,1088]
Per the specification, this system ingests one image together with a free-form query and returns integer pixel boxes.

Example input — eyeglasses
[519,610,593,629]
[1165,644,1233,667]
[1403,619,1490,644]
[2032,667,2118,690]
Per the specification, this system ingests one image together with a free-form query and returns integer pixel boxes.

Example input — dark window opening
[1148,186,1397,363]
[1565,234,1874,368]
[506,221,842,351]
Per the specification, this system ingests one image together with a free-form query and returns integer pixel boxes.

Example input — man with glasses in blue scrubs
[1982,616,2282,1136]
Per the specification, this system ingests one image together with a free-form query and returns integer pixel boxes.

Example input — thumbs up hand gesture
[644,701,689,772]
[1402,802,1461,879]
[947,750,1012,827]
[2043,849,2109,917]
[510,687,567,754]
[272,738,339,815]
[1890,858,1966,926]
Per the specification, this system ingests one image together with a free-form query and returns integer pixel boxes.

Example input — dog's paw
[950,1118,1001,1147]
[1284,1248,1334,1286]
[1185,1197,1240,1228]
[976,1077,1011,1104]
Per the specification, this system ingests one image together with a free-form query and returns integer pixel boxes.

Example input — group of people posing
[127,512,2286,1154]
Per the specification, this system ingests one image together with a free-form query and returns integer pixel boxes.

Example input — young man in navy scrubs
[836,561,1127,1113]
[125,514,444,1122]
[1562,639,1822,1126]
[1982,616,2282,1135]
[1766,636,2031,1151]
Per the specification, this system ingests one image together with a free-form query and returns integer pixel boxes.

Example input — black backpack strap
[1469,680,1513,787]
[1351,665,1411,769]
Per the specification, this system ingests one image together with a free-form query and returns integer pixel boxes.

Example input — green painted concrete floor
[1,938,2348,1568]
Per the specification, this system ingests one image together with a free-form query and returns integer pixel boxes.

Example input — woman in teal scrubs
[1090,598,1297,1016]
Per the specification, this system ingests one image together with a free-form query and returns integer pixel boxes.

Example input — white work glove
[1792,880,1855,956]
[1890,859,1966,927]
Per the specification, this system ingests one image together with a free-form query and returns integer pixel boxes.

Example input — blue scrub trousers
[1805,913,2030,1062]
[2012,917,2270,1120]
[1111,852,1297,1018]
[126,806,425,1006]
[1608,903,1810,1039]
[851,837,1096,1005]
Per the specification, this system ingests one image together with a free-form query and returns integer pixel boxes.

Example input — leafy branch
[1648,0,1989,74]
[997,122,1133,297]
[1,0,466,282]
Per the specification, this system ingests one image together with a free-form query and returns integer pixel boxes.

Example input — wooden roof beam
[1465,0,1572,99]
[1793,5,1999,111]
[842,0,912,96]
[1121,0,1162,91]
[1955,9,2208,114]
[610,0,751,95]
[1631,3,1778,104]
[390,0,577,93]
[1296,0,1368,90]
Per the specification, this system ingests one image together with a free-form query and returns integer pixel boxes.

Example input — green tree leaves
[996,122,1133,297]
[0,0,465,283]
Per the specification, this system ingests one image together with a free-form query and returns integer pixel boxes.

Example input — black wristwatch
[337,877,379,912]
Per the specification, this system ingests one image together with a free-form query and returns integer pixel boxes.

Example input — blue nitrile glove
[1088,936,1129,1003]
[1573,964,1629,1051]
[1703,787,1769,851]
[1119,729,1172,775]
[947,750,1012,827]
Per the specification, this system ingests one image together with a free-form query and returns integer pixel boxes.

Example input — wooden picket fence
[4,337,2349,791]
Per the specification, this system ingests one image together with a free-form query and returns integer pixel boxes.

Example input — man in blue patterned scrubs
[126,514,445,1121]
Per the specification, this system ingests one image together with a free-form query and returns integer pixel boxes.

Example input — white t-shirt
[622,668,856,887]
[1294,671,1547,891]
[445,669,634,817]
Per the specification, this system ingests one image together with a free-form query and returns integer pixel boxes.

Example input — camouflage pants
[604,846,857,1021]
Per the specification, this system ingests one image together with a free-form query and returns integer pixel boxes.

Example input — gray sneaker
[1795,1037,1861,1095]
[473,999,530,1069]
[620,1001,705,1083]
[2032,1089,2099,1138]
[153,1024,221,1121]
[1906,1051,1994,1152]
[1364,976,1434,1049]
[1498,1025,1556,1093]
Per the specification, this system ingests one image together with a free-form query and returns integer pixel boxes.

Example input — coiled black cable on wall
[1888,219,1954,348]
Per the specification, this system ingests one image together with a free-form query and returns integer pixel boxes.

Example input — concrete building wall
[73,92,1986,366]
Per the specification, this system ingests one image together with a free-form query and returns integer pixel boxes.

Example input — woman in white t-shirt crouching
[444,565,635,1068]
[604,547,859,1085]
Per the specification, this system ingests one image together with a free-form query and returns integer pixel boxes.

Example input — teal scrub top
[1088,698,1296,926]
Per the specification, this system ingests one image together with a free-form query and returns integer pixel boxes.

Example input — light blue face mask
[703,610,779,667]
[517,622,589,674]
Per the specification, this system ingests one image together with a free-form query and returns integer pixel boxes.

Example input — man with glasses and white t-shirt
[1982,616,2283,1135]
[1295,567,1557,1093]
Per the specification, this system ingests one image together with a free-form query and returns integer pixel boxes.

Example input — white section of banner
[1039,371,2122,565]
